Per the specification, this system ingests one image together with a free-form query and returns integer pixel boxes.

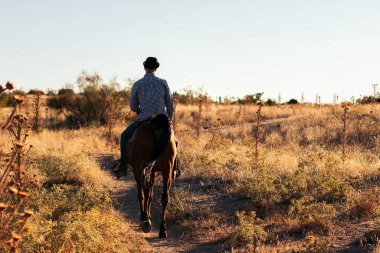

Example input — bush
[27,89,45,95]
[47,71,129,128]
[288,196,335,235]
[36,155,84,183]
[21,209,146,253]
[287,98,299,104]
[229,211,267,248]
[32,183,111,219]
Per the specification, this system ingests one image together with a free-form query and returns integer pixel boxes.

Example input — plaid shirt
[130,73,174,121]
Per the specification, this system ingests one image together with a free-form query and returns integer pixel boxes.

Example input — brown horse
[118,114,177,238]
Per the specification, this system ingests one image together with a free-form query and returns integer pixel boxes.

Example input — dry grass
[1,102,379,252]
[1,118,145,252]
[171,103,380,252]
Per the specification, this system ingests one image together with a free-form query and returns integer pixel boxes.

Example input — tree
[287,99,299,105]
[27,89,45,95]
[266,98,277,106]
[243,93,264,104]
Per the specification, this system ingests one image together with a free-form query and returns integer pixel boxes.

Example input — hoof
[159,231,167,238]
[141,220,152,233]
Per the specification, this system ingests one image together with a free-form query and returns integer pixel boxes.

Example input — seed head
[14,141,26,148]
[10,163,17,171]
[12,232,22,241]
[6,239,13,246]
[19,191,29,198]
[8,186,19,195]
[4,156,12,162]
[0,202,8,210]
[23,210,33,217]
[18,219,25,226]
[14,95,25,104]
[0,84,4,92]
[23,225,31,233]
[6,81,14,90]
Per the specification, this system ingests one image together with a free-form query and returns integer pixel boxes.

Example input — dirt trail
[94,153,219,253]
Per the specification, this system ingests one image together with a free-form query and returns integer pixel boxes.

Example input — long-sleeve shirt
[130,73,174,121]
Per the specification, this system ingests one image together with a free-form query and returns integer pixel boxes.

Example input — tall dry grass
[170,103,380,251]
[1,118,145,252]
[1,101,379,252]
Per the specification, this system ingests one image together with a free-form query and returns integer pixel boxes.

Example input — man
[114,57,174,176]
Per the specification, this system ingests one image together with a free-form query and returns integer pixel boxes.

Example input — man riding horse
[114,57,177,177]
[113,57,180,238]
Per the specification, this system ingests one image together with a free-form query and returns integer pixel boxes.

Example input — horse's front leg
[159,171,172,238]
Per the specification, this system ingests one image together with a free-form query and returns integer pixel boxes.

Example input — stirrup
[172,169,181,180]
[112,159,121,172]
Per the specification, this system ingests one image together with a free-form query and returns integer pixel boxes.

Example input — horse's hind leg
[146,171,157,219]
[141,172,156,233]
[136,182,150,233]
[159,171,172,238]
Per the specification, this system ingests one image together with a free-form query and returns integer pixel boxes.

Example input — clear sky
[1,0,379,102]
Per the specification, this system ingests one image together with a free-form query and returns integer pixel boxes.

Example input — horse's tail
[149,114,171,162]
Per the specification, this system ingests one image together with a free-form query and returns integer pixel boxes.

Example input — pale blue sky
[1,0,379,102]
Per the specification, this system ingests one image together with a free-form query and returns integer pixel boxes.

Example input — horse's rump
[131,114,172,164]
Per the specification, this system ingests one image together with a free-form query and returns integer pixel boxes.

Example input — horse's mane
[147,114,171,162]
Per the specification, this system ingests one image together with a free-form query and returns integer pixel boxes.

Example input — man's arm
[130,82,141,114]
[163,80,174,121]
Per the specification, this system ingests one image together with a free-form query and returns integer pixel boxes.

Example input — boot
[113,149,127,178]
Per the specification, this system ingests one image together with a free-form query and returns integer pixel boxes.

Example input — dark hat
[143,57,160,69]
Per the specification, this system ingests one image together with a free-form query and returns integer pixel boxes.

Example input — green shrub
[36,155,84,182]
[288,196,336,235]
[21,209,146,253]
[32,183,111,221]
[231,211,267,248]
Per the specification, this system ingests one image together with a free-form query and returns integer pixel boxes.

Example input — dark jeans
[120,120,140,158]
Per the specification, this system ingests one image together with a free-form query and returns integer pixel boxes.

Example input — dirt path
[94,153,220,253]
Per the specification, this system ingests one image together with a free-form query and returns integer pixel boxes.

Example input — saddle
[125,115,180,179]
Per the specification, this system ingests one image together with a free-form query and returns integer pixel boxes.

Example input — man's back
[130,73,174,121]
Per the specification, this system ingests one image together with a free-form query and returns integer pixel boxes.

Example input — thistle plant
[32,94,42,133]
[197,98,203,138]
[0,83,38,252]
[341,102,350,164]
[173,99,179,132]
[211,118,222,141]
[105,95,116,149]
[0,82,14,97]
[254,102,264,164]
